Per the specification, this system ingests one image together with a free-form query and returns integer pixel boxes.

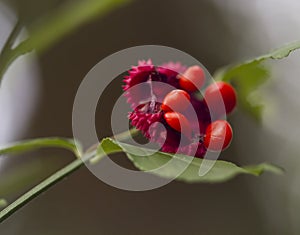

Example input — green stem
[0,20,22,55]
[0,129,137,223]
[0,154,92,223]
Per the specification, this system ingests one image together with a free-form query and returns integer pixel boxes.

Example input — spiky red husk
[123,60,210,158]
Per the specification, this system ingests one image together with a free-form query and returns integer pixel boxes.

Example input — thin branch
[0,151,93,223]
[0,19,22,55]
[0,129,136,223]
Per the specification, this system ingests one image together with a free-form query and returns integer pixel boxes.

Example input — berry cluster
[123,60,237,158]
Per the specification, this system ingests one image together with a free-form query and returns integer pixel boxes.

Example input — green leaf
[214,41,300,121]
[0,129,136,222]
[216,41,300,80]
[245,41,300,62]
[98,138,283,183]
[0,138,81,158]
[243,163,284,176]
[0,0,132,81]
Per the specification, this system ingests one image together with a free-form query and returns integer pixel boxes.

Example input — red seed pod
[164,112,192,138]
[204,81,237,116]
[161,89,191,113]
[204,120,233,151]
[179,65,205,92]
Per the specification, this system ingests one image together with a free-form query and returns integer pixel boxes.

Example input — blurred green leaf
[15,0,132,54]
[0,138,81,157]
[218,62,269,121]
[0,0,132,81]
[0,199,7,208]
[98,138,283,183]
[214,41,300,121]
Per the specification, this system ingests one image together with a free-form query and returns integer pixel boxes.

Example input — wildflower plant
[0,0,299,224]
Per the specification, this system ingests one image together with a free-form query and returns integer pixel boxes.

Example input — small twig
[0,153,92,223]
[0,20,23,79]
[1,20,22,53]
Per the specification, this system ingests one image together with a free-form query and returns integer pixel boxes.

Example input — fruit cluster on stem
[161,66,236,152]
[123,60,237,157]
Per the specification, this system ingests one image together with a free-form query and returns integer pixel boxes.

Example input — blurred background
[0,0,300,234]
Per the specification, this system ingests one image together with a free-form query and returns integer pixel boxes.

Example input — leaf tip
[245,163,284,177]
